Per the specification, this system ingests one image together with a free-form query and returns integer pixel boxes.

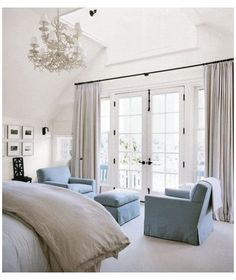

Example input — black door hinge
[114,101,116,107]
[183,128,185,134]
[113,158,116,164]
[113,130,116,135]
[183,161,185,168]
[183,94,185,101]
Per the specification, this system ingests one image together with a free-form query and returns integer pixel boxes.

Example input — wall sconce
[42,127,50,135]
[89,9,97,17]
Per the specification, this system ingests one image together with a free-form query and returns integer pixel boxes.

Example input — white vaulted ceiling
[62,8,233,65]
[2,8,234,121]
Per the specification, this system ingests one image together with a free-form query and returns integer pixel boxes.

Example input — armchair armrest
[69,177,96,193]
[165,188,191,199]
[44,181,69,189]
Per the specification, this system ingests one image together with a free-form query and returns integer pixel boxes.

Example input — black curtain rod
[74,58,234,86]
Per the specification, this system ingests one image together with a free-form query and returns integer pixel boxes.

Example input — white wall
[53,104,73,135]
[2,118,52,182]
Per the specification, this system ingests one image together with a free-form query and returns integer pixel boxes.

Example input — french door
[113,87,185,197]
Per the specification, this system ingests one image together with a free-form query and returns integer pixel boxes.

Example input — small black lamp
[42,127,49,135]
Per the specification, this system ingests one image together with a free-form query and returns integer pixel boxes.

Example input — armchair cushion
[44,181,69,189]
[69,177,96,193]
[68,184,93,194]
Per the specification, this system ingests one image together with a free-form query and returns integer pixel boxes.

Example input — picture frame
[22,142,34,156]
[23,126,34,139]
[7,142,20,156]
[8,125,20,139]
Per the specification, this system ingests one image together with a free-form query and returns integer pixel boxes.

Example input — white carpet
[101,204,234,272]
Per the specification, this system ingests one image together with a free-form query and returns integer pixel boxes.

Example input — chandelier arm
[51,20,57,29]
[58,38,75,52]
[42,32,49,44]
[60,33,73,41]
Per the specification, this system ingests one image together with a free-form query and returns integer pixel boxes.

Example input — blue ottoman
[94,190,140,225]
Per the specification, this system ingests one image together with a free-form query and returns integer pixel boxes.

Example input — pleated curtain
[71,82,100,188]
[204,61,234,223]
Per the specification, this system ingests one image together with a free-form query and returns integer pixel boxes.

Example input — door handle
[138,160,146,165]
[146,158,152,165]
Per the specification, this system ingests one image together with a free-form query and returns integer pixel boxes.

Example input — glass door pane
[118,96,143,190]
[100,99,110,184]
[196,89,205,180]
[151,92,180,193]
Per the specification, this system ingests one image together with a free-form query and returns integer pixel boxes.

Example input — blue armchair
[36,166,96,198]
[144,179,214,245]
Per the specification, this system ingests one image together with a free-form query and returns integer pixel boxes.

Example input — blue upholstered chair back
[37,166,71,184]
[191,181,212,217]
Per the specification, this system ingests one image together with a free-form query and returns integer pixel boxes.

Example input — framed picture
[22,142,34,156]
[23,126,34,139]
[7,142,20,156]
[8,125,20,139]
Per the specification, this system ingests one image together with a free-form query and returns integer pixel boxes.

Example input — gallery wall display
[2,124,35,157]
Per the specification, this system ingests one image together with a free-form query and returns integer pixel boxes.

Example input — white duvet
[2,181,130,272]
[3,214,49,272]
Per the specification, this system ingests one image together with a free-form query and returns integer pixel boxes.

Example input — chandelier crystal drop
[28,9,86,72]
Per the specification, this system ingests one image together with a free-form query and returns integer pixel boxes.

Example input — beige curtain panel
[205,61,234,223]
[71,82,101,187]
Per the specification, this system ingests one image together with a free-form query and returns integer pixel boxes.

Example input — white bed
[2,181,130,272]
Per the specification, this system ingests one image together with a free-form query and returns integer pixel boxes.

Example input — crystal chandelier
[28,9,86,72]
